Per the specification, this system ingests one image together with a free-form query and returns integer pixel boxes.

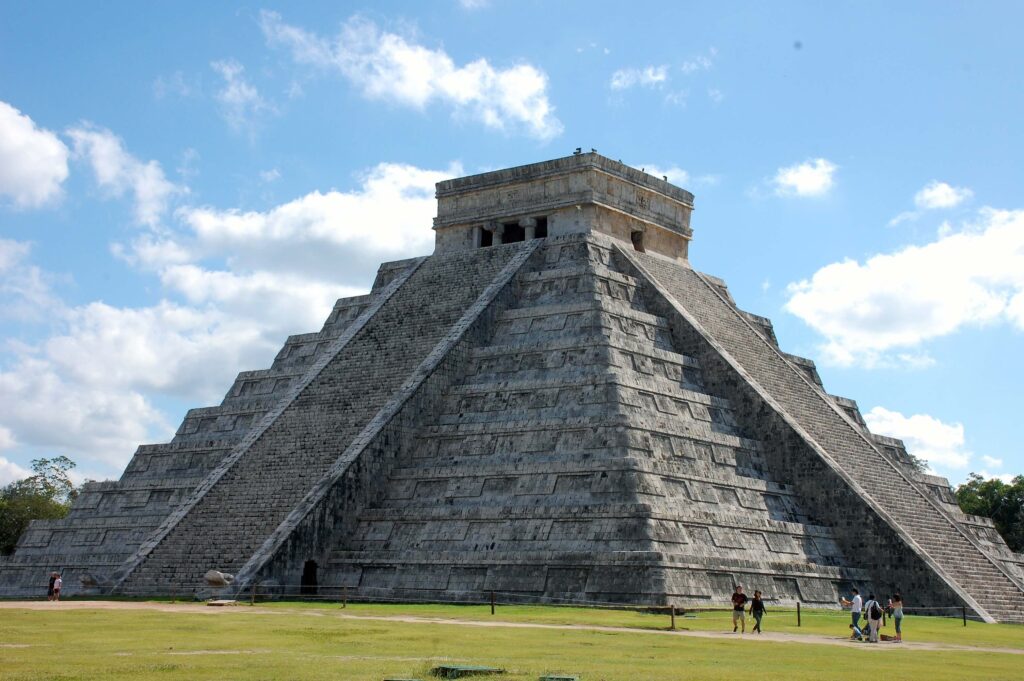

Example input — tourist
[891,593,904,642]
[47,572,57,601]
[749,589,767,633]
[840,588,863,638]
[863,593,883,643]
[52,573,62,602]
[731,585,748,633]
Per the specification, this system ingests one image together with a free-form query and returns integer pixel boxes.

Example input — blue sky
[1,1,1022,487]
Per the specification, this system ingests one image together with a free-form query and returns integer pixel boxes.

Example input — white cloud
[772,158,837,197]
[0,100,69,208]
[681,48,717,74]
[171,161,457,283]
[864,406,971,470]
[888,210,918,227]
[0,239,61,322]
[707,87,724,103]
[0,454,31,486]
[211,59,275,134]
[976,471,1017,484]
[259,11,562,140]
[981,455,1004,468]
[458,0,490,8]
[0,355,174,469]
[639,164,689,186]
[786,208,1024,367]
[260,168,281,183]
[610,65,668,90]
[66,125,185,227]
[915,181,973,210]
[889,181,974,226]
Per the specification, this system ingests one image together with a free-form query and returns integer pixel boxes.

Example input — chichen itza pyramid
[2,153,1022,622]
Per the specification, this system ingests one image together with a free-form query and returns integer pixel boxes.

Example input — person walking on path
[52,573,63,602]
[46,572,57,601]
[749,590,767,633]
[864,593,883,643]
[840,588,863,639]
[891,593,904,643]
[731,585,748,633]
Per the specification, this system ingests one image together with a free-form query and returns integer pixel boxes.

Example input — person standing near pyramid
[731,585,748,633]
[841,589,863,638]
[749,589,767,633]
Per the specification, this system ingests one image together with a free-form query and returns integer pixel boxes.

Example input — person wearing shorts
[52,574,62,602]
[731,585,748,633]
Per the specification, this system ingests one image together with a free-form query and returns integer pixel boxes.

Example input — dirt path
[3,600,1020,655]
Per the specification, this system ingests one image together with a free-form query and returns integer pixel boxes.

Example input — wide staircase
[632,249,1024,623]
[325,235,860,606]
[113,245,523,594]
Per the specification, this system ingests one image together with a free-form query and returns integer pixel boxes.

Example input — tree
[955,473,1024,553]
[0,457,78,555]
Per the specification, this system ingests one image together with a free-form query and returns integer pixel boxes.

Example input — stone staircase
[323,235,861,606]
[111,245,523,594]
[628,248,1024,623]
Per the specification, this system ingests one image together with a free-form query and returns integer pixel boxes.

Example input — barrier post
[962,605,967,627]
[797,601,801,627]
[670,604,676,630]
[342,586,347,609]
[490,591,496,615]
[250,581,257,606]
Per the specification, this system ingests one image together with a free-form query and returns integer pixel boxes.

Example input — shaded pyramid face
[326,235,863,605]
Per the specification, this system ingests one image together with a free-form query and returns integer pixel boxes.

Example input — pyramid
[2,154,1022,622]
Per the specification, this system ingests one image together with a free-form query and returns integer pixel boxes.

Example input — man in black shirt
[731,585,749,633]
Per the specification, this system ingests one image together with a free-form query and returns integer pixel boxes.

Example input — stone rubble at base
[1,154,1022,623]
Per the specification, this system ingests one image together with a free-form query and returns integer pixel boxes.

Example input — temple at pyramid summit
[2,153,1022,622]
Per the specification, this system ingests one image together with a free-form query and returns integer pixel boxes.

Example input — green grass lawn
[258,600,1024,649]
[1,601,1021,681]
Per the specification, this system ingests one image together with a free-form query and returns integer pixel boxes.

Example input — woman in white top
[891,593,904,642]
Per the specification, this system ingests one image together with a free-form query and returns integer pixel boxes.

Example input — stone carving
[203,570,234,587]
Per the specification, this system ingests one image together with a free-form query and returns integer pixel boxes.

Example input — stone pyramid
[2,154,1022,622]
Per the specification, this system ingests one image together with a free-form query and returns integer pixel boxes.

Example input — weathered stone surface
[2,153,1021,623]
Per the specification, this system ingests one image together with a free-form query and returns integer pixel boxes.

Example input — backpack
[869,602,882,620]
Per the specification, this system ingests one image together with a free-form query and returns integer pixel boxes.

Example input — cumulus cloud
[211,59,276,134]
[66,125,185,227]
[610,66,668,90]
[0,100,69,208]
[915,181,973,210]
[170,161,456,284]
[786,208,1024,367]
[772,158,837,197]
[259,11,562,140]
[889,180,974,226]
[0,454,31,486]
[864,406,971,471]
